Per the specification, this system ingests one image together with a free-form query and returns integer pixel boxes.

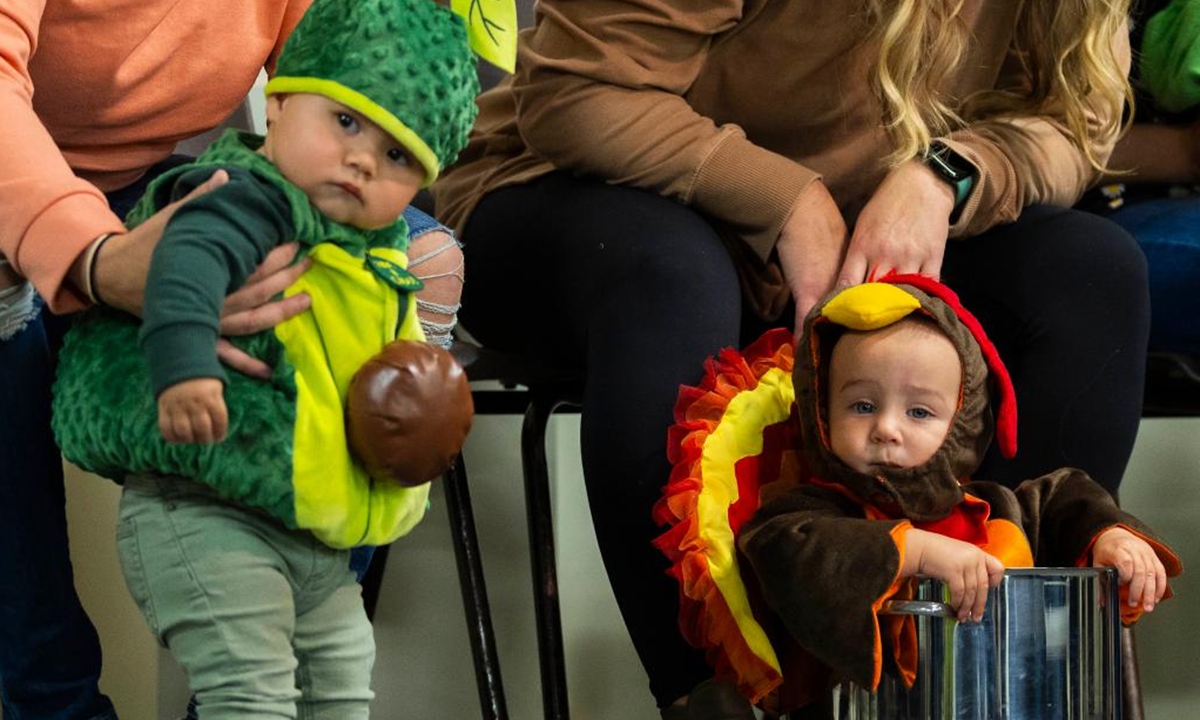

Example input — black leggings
[457,171,1149,706]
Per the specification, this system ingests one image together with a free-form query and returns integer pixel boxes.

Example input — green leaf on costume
[367,254,425,292]
[452,0,518,73]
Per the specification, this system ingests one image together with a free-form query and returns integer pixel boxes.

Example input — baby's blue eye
[908,407,933,420]
[851,401,875,414]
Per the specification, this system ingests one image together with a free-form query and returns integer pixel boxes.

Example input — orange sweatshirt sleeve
[0,0,125,312]
[1,0,313,313]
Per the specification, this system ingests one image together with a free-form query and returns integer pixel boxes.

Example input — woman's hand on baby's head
[837,160,953,288]
[1092,527,1168,612]
[777,180,848,327]
[903,529,1005,623]
[157,378,228,444]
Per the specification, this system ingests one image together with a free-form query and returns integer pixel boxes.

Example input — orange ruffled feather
[653,328,801,703]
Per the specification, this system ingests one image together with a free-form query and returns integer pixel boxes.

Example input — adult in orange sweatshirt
[0,2,464,716]
[432,1,1147,718]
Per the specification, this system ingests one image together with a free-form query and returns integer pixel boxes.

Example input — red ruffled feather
[653,328,800,703]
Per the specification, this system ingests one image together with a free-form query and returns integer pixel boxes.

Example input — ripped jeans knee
[0,256,38,342]
[407,226,464,350]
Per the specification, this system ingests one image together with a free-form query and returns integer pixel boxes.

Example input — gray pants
[116,475,375,719]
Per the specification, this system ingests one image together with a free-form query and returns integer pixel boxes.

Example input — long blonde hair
[863,0,1133,170]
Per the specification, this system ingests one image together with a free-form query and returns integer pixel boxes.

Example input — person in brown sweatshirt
[432,1,1147,718]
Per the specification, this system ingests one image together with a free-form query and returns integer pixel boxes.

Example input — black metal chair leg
[1121,625,1144,720]
[445,454,510,720]
[522,391,571,720]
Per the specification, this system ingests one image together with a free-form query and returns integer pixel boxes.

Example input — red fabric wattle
[911,493,991,546]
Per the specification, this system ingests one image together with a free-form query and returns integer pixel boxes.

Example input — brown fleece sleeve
[509,0,819,261]
[974,468,1174,569]
[944,19,1131,238]
[737,484,905,688]
[971,471,1183,626]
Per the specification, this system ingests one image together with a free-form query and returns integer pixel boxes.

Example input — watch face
[927,144,973,181]
[925,142,976,213]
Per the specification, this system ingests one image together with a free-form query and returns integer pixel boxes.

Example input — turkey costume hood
[793,275,1018,521]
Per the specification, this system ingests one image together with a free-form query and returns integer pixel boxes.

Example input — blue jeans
[1109,196,1200,354]
[0,302,116,720]
[0,156,173,719]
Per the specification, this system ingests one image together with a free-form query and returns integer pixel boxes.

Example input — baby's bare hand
[1093,527,1167,612]
[906,529,1005,622]
[157,378,228,444]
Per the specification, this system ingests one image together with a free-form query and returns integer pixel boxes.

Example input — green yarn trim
[265,76,441,186]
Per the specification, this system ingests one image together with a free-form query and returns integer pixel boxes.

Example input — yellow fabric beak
[821,283,921,330]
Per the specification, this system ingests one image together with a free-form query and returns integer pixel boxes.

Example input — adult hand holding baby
[81,169,313,379]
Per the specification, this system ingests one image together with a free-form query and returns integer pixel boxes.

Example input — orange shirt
[1,0,311,311]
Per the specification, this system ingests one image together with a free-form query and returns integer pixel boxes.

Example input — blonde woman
[434,1,1140,718]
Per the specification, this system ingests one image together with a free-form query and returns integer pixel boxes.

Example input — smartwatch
[922,141,977,217]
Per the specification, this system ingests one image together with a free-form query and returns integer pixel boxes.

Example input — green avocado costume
[51,0,495,549]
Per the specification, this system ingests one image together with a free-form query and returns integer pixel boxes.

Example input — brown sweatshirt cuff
[689,130,821,260]
[939,134,1020,240]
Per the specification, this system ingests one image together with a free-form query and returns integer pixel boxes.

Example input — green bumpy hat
[266,0,482,186]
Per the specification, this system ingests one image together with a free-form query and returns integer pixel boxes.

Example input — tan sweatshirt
[435,0,1129,269]
[1,0,311,312]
